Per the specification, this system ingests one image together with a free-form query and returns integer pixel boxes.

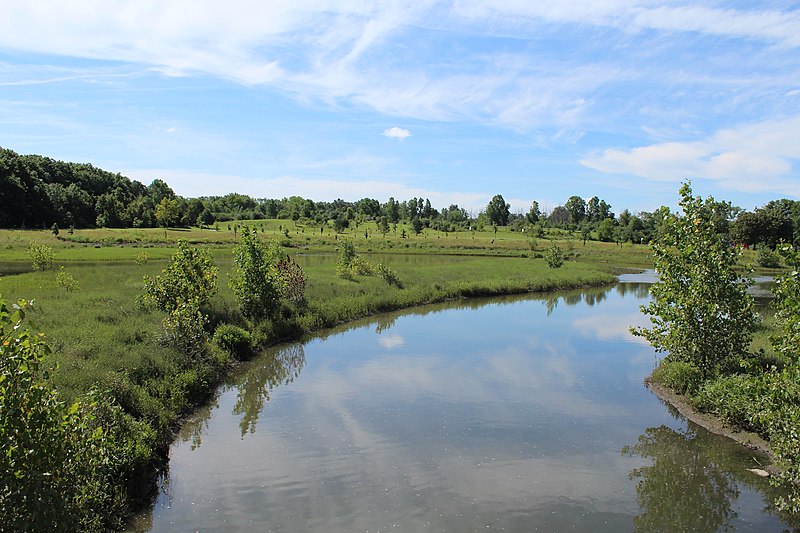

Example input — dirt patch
[645,379,780,476]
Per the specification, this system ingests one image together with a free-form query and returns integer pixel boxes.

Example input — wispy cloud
[580,115,800,195]
[382,127,411,140]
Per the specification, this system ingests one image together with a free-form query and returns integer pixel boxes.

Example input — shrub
[377,263,403,288]
[544,244,565,268]
[157,301,209,361]
[650,359,703,395]
[213,323,253,360]
[28,241,55,271]
[230,228,282,318]
[135,251,151,265]
[632,183,757,380]
[275,255,307,303]
[142,240,218,312]
[0,297,152,532]
[55,266,78,291]
[757,246,780,268]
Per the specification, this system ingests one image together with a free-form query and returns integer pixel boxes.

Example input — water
[130,279,795,532]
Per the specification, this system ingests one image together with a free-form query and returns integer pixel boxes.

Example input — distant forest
[1,146,799,249]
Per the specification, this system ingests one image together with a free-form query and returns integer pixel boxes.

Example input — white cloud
[2,1,797,132]
[382,126,411,140]
[581,115,800,195]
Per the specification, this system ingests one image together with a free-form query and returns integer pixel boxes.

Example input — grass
[0,224,700,528]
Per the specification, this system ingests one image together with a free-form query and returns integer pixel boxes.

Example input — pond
[129,277,795,532]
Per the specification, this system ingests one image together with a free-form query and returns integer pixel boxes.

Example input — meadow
[1,221,786,528]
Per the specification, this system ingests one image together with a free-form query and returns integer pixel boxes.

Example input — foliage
[336,239,359,279]
[0,297,153,531]
[142,240,218,312]
[157,301,209,360]
[230,227,282,318]
[632,183,758,379]
[28,241,55,271]
[213,323,254,360]
[135,251,150,265]
[692,368,800,513]
[55,265,78,291]
[650,359,703,395]
[485,194,511,226]
[772,244,800,364]
[377,262,403,288]
[544,244,565,268]
[757,246,781,268]
[597,218,616,242]
[275,255,307,303]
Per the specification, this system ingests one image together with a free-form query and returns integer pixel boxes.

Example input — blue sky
[1,1,799,215]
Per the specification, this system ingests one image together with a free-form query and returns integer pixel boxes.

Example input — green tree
[526,201,541,224]
[142,240,218,312]
[230,228,282,318]
[155,197,181,228]
[565,195,586,224]
[485,194,510,226]
[597,218,616,242]
[632,183,758,379]
[28,241,55,271]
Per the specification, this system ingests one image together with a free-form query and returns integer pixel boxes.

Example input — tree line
[3,147,800,249]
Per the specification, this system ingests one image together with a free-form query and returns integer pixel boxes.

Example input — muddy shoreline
[645,379,780,475]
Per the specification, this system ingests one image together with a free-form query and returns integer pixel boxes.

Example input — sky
[1,1,799,215]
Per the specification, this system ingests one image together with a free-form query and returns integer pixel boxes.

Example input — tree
[597,218,616,242]
[485,194,510,226]
[155,197,181,228]
[142,240,218,312]
[632,183,758,379]
[564,195,586,224]
[526,201,541,224]
[229,228,282,318]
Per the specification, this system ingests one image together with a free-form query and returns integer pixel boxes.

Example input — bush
[157,301,209,361]
[0,298,153,531]
[544,244,565,269]
[230,228,282,318]
[135,251,151,265]
[275,255,307,303]
[377,263,403,288]
[55,266,78,291]
[142,240,218,312]
[213,323,254,360]
[28,241,55,271]
[757,246,781,268]
[650,359,703,395]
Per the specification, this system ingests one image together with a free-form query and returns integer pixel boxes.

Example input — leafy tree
[526,201,541,224]
[229,228,282,318]
[155,197,182,228]
[544,244,565,268]
[730,205,792,249]
[597,218,616,242]
[564,195,586,224]
[142,240,218,312]
[548,206,570,226]
[632,183,758,379]
[485,194,510,226]
[28,241,55,271]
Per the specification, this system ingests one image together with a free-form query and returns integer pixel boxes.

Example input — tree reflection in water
[623,424,739,532]
[232,343,306,437]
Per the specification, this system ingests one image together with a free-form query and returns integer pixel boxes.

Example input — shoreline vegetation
[1,164,798,528]
[1,224,647,531]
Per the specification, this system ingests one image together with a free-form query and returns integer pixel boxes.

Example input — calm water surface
[130,279,794,532]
